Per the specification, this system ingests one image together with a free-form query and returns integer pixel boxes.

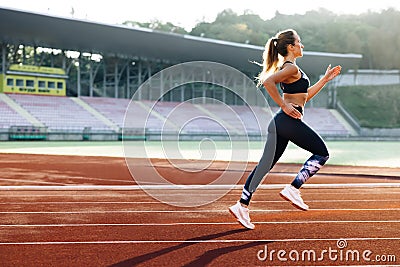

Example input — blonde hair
[254,29,298,87]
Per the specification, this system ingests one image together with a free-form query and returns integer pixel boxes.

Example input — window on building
[6,78,14,86]
[26,80,34,87]
[16,79,24,86]
[47,81,55,89]
[38,80,46,88]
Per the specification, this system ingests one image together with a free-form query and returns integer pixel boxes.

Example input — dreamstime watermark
[123,61,275,207]
[257,239,397,263]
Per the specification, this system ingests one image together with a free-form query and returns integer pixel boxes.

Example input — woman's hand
[324,64,342,82]
[281,102,302,119]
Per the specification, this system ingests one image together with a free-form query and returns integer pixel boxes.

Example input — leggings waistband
[278,105,304,115]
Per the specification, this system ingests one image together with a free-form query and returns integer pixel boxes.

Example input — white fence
[337,69,400,86]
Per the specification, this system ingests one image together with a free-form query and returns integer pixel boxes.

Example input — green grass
[337,85,400,128]
[0,140,399,167]
[286,141,400,167]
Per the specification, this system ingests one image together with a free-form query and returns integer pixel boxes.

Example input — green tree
[123,8,400,70]
[122,20,187,34]
[190,9,268,45]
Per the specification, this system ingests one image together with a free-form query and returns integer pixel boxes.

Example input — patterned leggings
[240,108,329,205]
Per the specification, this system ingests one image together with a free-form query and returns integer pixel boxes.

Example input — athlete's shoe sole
[279,186,309,211]
[228,203,255,230]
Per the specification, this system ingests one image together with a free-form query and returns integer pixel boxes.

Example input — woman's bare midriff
[283,93,308,108]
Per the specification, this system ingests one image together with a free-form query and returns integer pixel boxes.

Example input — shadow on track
[109,228,272,267]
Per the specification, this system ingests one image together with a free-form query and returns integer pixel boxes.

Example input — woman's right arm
[262,66,303,119]
[263,78,285,108]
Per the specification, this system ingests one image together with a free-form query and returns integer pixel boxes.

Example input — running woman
[229,29,342,229]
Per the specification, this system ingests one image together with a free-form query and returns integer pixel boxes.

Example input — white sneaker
[280,185,309,211]
[229,201,255,229]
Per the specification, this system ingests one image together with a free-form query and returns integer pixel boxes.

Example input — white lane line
[0,177,131,184]
[1,208,400,214]
[1,191,400,198]
[1,237,399,245]
[1,183,399,191]
[1,220,400,227]
[0,199,397,205]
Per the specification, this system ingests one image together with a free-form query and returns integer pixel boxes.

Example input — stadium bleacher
[1,93,353,138]
[8,94,109,131]
[303,108,349,136]
[144,101,227,134]
[0,98,31,128]
[81,96,130,128]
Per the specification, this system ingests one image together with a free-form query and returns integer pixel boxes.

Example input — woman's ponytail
[254,29,297,87]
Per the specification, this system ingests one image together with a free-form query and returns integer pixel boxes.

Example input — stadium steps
[0,93,44,127]
[71,97,119,132]
[329,109,359,136]
[136,101,181,132]
[193,104,243,135]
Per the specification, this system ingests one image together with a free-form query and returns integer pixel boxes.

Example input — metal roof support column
[180,70,184,102]
[62,53,66,70]
[77,57,81,97]
[126,63,130,99]
[160,68,164,101]
[102,61,106,97]
[190,72,195,103]
[164,70,169,101]
[332,85,337,108]
[91,60,102,97]
[137,61,142,100]
[33,46,37,65]
[1,44,6,74]
[222,74,226,104]
[89,60,93,97]
[114,62,118,98]
[22,45,27,65]
[50,49,54,67]
[118,60,129,98]
[202,68,206,104]
[230,74,236,105]
[147,62,152,100]
[243,74,247,105]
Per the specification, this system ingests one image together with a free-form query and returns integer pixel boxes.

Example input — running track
[0,153,399,266]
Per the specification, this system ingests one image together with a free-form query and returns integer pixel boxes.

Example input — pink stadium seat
[304,108,349,136]
[3,94,351,136]
[8,94,110,131]
[0,99,31,128]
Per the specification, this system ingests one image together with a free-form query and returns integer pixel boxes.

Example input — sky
[1,0,400,31]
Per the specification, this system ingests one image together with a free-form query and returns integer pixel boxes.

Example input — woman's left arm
[307,65,342,102]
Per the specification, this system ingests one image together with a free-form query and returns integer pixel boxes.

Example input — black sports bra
[280,61,310,94]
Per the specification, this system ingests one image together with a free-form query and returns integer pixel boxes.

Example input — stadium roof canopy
[0,7,362,76]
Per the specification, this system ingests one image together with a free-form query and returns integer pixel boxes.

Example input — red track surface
[0,153,399,266]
